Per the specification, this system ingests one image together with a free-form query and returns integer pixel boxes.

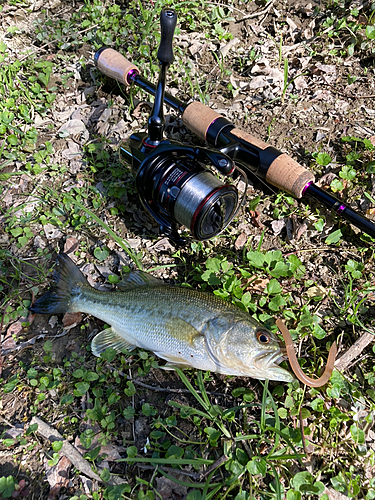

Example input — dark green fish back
[30,253,87,314]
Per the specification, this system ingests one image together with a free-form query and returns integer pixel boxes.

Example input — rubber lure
[276,319,337,388]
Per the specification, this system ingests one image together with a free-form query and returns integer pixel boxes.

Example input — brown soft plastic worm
[276,319,337,388]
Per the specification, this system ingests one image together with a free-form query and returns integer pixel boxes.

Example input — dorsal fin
[117,270,165,291]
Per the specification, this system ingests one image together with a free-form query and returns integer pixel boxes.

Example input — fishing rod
[95,9,375,241]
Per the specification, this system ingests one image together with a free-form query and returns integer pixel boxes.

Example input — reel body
[115,9,246,243]
[120,133,244,242]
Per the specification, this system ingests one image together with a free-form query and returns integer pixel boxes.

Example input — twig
[18,24,99,62]
[321,75,375,99]
[105,363,231,397]
[1,335,45,356]
[1,330,69,356]
[129,378,229,397]
[235,0,276,22]
[209,2,250,17]
[335,331,375,372]
[135,464,201,480]
[199,455,229,479]
[0,415,14,427]
[29,417,127,486]
[30,416,102,483]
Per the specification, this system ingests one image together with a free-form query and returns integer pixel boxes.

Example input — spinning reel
[99,9,247,242]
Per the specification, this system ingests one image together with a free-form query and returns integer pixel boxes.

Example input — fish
[30,253,295,382]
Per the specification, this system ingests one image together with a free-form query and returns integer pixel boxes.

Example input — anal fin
[91,327,136,357]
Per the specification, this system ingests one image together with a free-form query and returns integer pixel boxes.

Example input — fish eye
[257,331,270,344]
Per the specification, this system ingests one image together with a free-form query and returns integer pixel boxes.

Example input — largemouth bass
[30,253,294,382]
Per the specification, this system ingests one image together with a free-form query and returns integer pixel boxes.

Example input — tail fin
[30,253,88,315]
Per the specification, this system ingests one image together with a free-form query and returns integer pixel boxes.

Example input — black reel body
[117,8,246,243]
[120,135,243,242]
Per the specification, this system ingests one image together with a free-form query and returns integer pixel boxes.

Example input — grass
[0,0,375,499]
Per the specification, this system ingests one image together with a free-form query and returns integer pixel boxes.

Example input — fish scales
[72,284,235,370]
[30,253,295,382]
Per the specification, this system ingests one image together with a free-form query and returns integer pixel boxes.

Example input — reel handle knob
[157,9,177,64]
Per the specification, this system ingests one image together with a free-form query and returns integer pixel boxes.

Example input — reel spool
[120,138,247,242]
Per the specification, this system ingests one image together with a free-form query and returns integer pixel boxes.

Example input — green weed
[320,1,375,57]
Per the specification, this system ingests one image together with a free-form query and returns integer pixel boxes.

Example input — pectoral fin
[91,327,136,357]
[156,353,193,370]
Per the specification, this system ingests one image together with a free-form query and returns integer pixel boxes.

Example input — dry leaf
[62,312,82,329]
[286,17,299,42]
[44,455,72,500]
[295,221,308,240]
[58,119,87,136]
[303,19,315,39]
[249,76,269,89]
[4,425,24,439]
[61,141,82,160]
[249,210,264,228]
[132,101,152,118]
[43,224,63,240]
[246,277,269,292]
[317,172,337,188]
[313,63,337,75]
[294,75,308,90]
[323,487,353,500]
[235,232,248,250]
[271,219,286,236]
[64,237,79,254]
[1,336,16,351]
[220,37,240,58]
[306,285,327,298]
[149,238,175,253]
[6,320,23,337]
[155,475,189,500]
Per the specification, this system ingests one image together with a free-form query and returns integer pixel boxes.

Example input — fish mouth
[253,349,295,382]
[253,349,285,369]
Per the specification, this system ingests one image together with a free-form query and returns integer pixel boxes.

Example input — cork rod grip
[95,48,139,87]
[182,101,223,141]
[266,153,315,198]
[229,129,315,199]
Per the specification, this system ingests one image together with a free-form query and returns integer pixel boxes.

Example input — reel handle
[158,9,177,64]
